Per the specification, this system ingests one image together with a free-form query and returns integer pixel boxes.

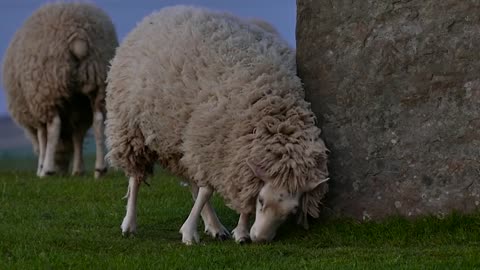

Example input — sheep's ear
[303,178,329,192]
[246,159,267,180]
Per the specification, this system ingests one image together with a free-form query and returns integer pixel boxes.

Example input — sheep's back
[106,6,295,159]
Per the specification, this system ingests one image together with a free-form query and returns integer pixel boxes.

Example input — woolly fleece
[106,6,329,219]
[2,2,118,156]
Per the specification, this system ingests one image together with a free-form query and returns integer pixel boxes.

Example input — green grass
[0,160,479,269]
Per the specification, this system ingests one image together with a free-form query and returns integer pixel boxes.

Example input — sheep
[2,2,118,178]
[105,6,329,244]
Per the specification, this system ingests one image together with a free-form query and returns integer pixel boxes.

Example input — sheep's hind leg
[121,176,141,236]
[93,111,107,179]
[36,127,47,177]
[180,186,213,245]
[190,182,230,240]
[40,115,61,177]
[232,213,250,244]
[71,130,85,176]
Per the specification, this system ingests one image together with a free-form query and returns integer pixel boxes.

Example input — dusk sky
[0,0,296,116]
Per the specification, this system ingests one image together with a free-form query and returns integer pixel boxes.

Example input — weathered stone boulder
[296,0,480,219]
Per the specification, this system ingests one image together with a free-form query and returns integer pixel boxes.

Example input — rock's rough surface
[296,0,480,219]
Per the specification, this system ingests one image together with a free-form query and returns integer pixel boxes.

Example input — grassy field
[0,159,479,269]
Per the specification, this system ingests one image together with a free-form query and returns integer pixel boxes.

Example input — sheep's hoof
[232,228,250,244]
[36,166,43,177]
[238,237,251,245]
[94,167,108,179]
[205,223,230,240]
[72,171,85,177]
[121,231,136,238]
[121,217,137,236]
[180,225,200,245]
[181,233,200,245]
[215,232,230,241]
[121,227,136,237]
[210,227,230,241]
[39,171,56,178]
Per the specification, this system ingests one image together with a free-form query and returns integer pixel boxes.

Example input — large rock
[296,0,480,219]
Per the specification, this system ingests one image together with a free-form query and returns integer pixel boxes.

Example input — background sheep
[105,6,329,244]
[2,2,118,178]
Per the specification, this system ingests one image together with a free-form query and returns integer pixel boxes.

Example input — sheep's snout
[249,183,301,242]
[250,223,276,243]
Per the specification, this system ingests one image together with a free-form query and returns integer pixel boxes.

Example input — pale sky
[0,0,297,116]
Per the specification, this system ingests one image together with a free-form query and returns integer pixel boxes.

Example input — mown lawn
[0,162,479,269]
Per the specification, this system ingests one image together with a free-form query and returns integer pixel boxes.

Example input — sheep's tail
[69,38,89,60]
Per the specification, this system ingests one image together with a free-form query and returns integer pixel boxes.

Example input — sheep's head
[247,160,328,242]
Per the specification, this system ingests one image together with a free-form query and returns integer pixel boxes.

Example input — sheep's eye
[259,198,264,206]
[292,206,299,214]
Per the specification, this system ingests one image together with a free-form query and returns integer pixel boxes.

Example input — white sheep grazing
[2,3,118,178]
[105,6,329,244]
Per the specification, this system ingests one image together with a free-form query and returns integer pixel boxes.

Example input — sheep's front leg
[40,115,61,177]
[180,185,213,245]
[36,127,47,177]
[71,131,85,176]
[232,213,250,244]
[121,176,141,236]
[202,202,230,240]
[190,182,230,240]
[93,110,107,179]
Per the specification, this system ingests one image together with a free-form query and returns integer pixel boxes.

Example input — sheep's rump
[2,2,118,127]
[106,6,328,215]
